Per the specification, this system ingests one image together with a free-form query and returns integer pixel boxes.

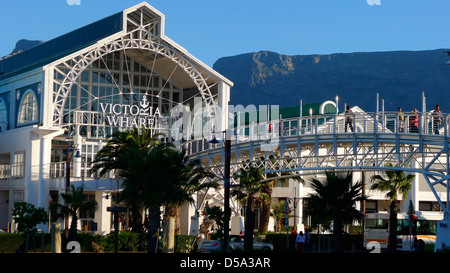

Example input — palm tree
[141,143,216,253]
[91,128,216,253]
[52,185,98,244]
[232,165,269,252]
[306,172,366,253]
[158,145,217,251]
[271,202,285,232]
[259,155,304,233]
[90,128,161,233]
[370,163,415,252]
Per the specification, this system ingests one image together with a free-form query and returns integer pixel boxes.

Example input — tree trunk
[68,213,78,243]
[258,200,271,233]
[258,182,273,233]
[388,201,398,252]
[147,204,161,253]
[130,206,144,234]
[332,218,344,253]
[174,208,181,235]
[244,199,255,252]
[163,205,178,253]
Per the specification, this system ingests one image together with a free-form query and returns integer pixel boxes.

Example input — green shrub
[264,233,288,252]
[0,233,52,253]
[0,234,25,252]
[175,235,197,253]
[76,233,95,252]
[0,232,195,253]
[89,232,146,252]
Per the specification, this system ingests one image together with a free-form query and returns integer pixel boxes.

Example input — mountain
[10,39,44,54]
[213,49,450,113]
[0,39,43,61]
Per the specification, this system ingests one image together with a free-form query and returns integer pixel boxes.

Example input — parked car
[201,235,273,253]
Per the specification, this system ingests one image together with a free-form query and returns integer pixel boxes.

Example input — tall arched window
[0,98,7,122]
[18,89,38,125]
[0,98,7,131]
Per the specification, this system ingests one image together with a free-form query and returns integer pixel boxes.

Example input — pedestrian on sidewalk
[296,231,305,253]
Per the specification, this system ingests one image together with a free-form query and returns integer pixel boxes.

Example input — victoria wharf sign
[72,95,165,130]
[99,96,162,129]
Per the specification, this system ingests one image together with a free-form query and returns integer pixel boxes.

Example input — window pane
[18,91,38,124]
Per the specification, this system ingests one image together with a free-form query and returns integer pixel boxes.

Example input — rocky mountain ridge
[213,49,450,113]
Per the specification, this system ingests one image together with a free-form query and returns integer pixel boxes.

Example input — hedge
[0,233,197,253]
[264,233,364,252]
[0,233,52,253]
[1,233,366,253]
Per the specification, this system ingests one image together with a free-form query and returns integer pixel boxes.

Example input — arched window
[18,90,38,125]
[0,98,7,123]
[323,103,336,114]
[320,101,337,114]
[0,98,7,132]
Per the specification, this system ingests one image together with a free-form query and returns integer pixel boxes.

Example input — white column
[184,201,197,236]
[295,181,304,232]
[97,191,112,234]
[218,81,230,132]
[29,131,41,207]
[231,212,244,235]
[405,161,419,213]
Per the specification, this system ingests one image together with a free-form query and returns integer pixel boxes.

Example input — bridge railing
[231,111,449,139]
[45,111,449,178]
[183,111,449,155]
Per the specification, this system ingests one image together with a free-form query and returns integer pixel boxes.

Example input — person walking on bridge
[344,105,354,132]
[397,107,405,132]
[432,104,443,135]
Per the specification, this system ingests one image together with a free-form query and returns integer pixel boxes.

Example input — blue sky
[0,0,449,67]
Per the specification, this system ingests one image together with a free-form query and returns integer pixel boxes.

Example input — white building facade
[0,2,232,234]
[1,3,449,250]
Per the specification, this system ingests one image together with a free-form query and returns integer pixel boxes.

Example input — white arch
[51,10,223,126]
[319,100,336,114]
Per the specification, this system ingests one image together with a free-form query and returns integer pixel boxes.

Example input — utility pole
[223,130,231,253]
[361,171,366,249]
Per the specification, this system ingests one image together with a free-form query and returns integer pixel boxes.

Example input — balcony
[49,161,117,179]
[0,163,25,189]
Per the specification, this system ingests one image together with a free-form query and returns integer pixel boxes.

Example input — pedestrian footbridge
[182,110,450,224]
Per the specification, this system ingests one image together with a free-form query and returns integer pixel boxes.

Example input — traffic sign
[107,206,127,213]
[283,200,290,214]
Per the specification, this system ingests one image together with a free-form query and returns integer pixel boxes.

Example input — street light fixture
[209,130,231,254]
[63,126,81,240]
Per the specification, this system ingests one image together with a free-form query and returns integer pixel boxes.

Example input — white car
[201,235,273,253]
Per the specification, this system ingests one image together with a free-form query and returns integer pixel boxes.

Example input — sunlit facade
[0,2,232,234]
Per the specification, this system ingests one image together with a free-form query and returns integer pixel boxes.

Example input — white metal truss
[51,6,218,126]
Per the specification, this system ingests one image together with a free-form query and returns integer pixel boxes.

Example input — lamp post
[210,129,231,253]
[64,148,71,239]
[63,126,80,239]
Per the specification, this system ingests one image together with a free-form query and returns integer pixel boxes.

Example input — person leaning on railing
[432,104,443,135]
[409,108,419,133]
[397,107,405,133]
